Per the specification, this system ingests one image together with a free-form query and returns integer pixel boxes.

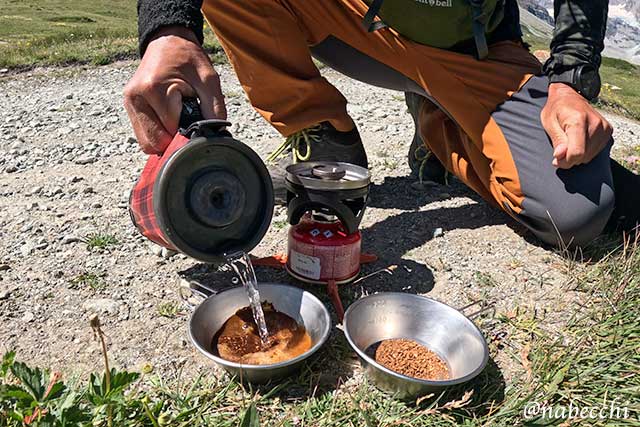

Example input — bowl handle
[179,279,217,311]
[458,300,495,320]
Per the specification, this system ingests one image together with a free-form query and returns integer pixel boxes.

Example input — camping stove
[284,162,370,284]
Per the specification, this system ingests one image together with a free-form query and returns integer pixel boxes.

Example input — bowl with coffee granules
[343,293,489,399]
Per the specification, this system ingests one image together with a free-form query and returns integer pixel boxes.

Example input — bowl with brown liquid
[188,283,331,383]
[343,293,489,399]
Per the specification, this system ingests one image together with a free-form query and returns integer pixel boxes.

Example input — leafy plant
[157,301,183,319]
[83,233,119,251]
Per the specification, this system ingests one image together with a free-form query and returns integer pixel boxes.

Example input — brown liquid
[366,339,450,381]
[213,302,312,365]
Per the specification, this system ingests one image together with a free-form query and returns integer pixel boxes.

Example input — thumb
[545,114,569,167]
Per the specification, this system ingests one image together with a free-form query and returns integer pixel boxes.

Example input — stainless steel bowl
[189,283,331,383]
[343,293,489,399]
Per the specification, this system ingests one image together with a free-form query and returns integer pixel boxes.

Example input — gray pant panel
[491,76,614,246]
[310,37,615,246]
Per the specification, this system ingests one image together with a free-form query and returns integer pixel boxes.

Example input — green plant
[70,272,105,290]
[83,233,119,250]
[272,219,289,230]
[157,301,183,319]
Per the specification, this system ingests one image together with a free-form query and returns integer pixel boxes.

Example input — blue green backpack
[363,0,506,59]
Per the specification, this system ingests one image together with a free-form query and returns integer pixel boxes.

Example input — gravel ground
[0,62,638,382]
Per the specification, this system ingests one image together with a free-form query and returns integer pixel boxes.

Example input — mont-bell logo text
[417,0,453,6]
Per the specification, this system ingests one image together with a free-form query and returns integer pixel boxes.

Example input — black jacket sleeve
[138,0,204,56]
[543,0,609,77]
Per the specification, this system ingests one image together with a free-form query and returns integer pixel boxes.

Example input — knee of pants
[524,188,615,247]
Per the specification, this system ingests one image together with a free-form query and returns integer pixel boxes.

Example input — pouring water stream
[226,251,270,344]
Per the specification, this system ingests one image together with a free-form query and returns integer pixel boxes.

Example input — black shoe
[605,159,640,236]
[267,122,368,204]
[405,92,449,185]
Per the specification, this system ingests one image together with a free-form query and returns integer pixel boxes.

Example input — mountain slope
[519,0,640,65]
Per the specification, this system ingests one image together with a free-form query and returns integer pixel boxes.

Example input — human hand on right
[124,26,227,154]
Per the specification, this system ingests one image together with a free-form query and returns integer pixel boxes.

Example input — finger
[552,144,568,168]
[124,94,173,155]
[146,80,195,137]
[193,72,227,120]
[564,122,588,168]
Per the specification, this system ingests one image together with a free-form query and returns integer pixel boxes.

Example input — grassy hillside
[0,0,138,68]
[0,0,222,69]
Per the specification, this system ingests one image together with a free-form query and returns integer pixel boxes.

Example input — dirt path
[1,62,638,381]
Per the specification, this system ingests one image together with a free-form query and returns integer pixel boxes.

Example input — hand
[541,83,613,169]
[123,26,227,154]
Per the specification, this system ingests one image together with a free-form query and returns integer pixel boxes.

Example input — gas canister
[287,213,362,284]
[284,162,370,284]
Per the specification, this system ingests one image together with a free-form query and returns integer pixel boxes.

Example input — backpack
[362,0,505,59]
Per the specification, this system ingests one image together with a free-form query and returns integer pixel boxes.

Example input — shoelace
[414,144,449,186]
[267,124,323,164]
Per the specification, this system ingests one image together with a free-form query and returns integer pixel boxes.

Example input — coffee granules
[371,338,449,381]
[213,302,312,365]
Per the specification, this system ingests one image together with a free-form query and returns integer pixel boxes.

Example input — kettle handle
[178,97,232,138]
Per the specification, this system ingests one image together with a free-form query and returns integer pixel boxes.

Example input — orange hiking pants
[202,0,615,246]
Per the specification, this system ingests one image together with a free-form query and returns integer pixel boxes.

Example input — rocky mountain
[519,0,640,65]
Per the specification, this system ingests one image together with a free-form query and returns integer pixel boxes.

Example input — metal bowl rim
[343,292,489,387]
[188,283,332,370]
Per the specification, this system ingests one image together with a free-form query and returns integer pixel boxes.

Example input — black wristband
[138,0,204,56]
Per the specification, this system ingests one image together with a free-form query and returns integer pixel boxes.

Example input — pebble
[0,264,10,272]
[82,186,95,194]
[75,156,96,165]
[20,245,34,257]
[0,288,11,300]
[27,186,43,196]
[21,312,35,323]
[82,298,120,315]
[61,235,81,245]
[433,228,444,238]
[5,165,18,173]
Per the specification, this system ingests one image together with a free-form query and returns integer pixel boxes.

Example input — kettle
[129,100,274,263]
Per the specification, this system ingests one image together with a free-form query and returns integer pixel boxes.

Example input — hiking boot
[267,122,368,204]
[405,92,449,185]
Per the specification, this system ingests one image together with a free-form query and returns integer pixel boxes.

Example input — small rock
[49,187,64,196]
[5,165,18,173]
[27,186,43,196]
[127,136,137,145]
[91,202,102,209]
[0,264,10,272]
[70,176,83,183]
[0,288,11,300]
[65,93,73,100]
[439,193,451,199]
[0,68,8,74]
[82,186,94,194]
[148,243,163,257]
[75,156,96,165]
[433,228,444,238]
[161,248,177,259]
[83,298,120,315]
[20,245,34,257]
[21,312,35,323]
[61,235,81,245]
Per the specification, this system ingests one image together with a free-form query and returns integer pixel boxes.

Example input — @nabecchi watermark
[523,399,636,421]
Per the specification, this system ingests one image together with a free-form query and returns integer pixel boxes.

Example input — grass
[0,0,223,69]
[83,232,119,250]
[70,272,106,291]
[2,241,639,425]
[157,301,184,319]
